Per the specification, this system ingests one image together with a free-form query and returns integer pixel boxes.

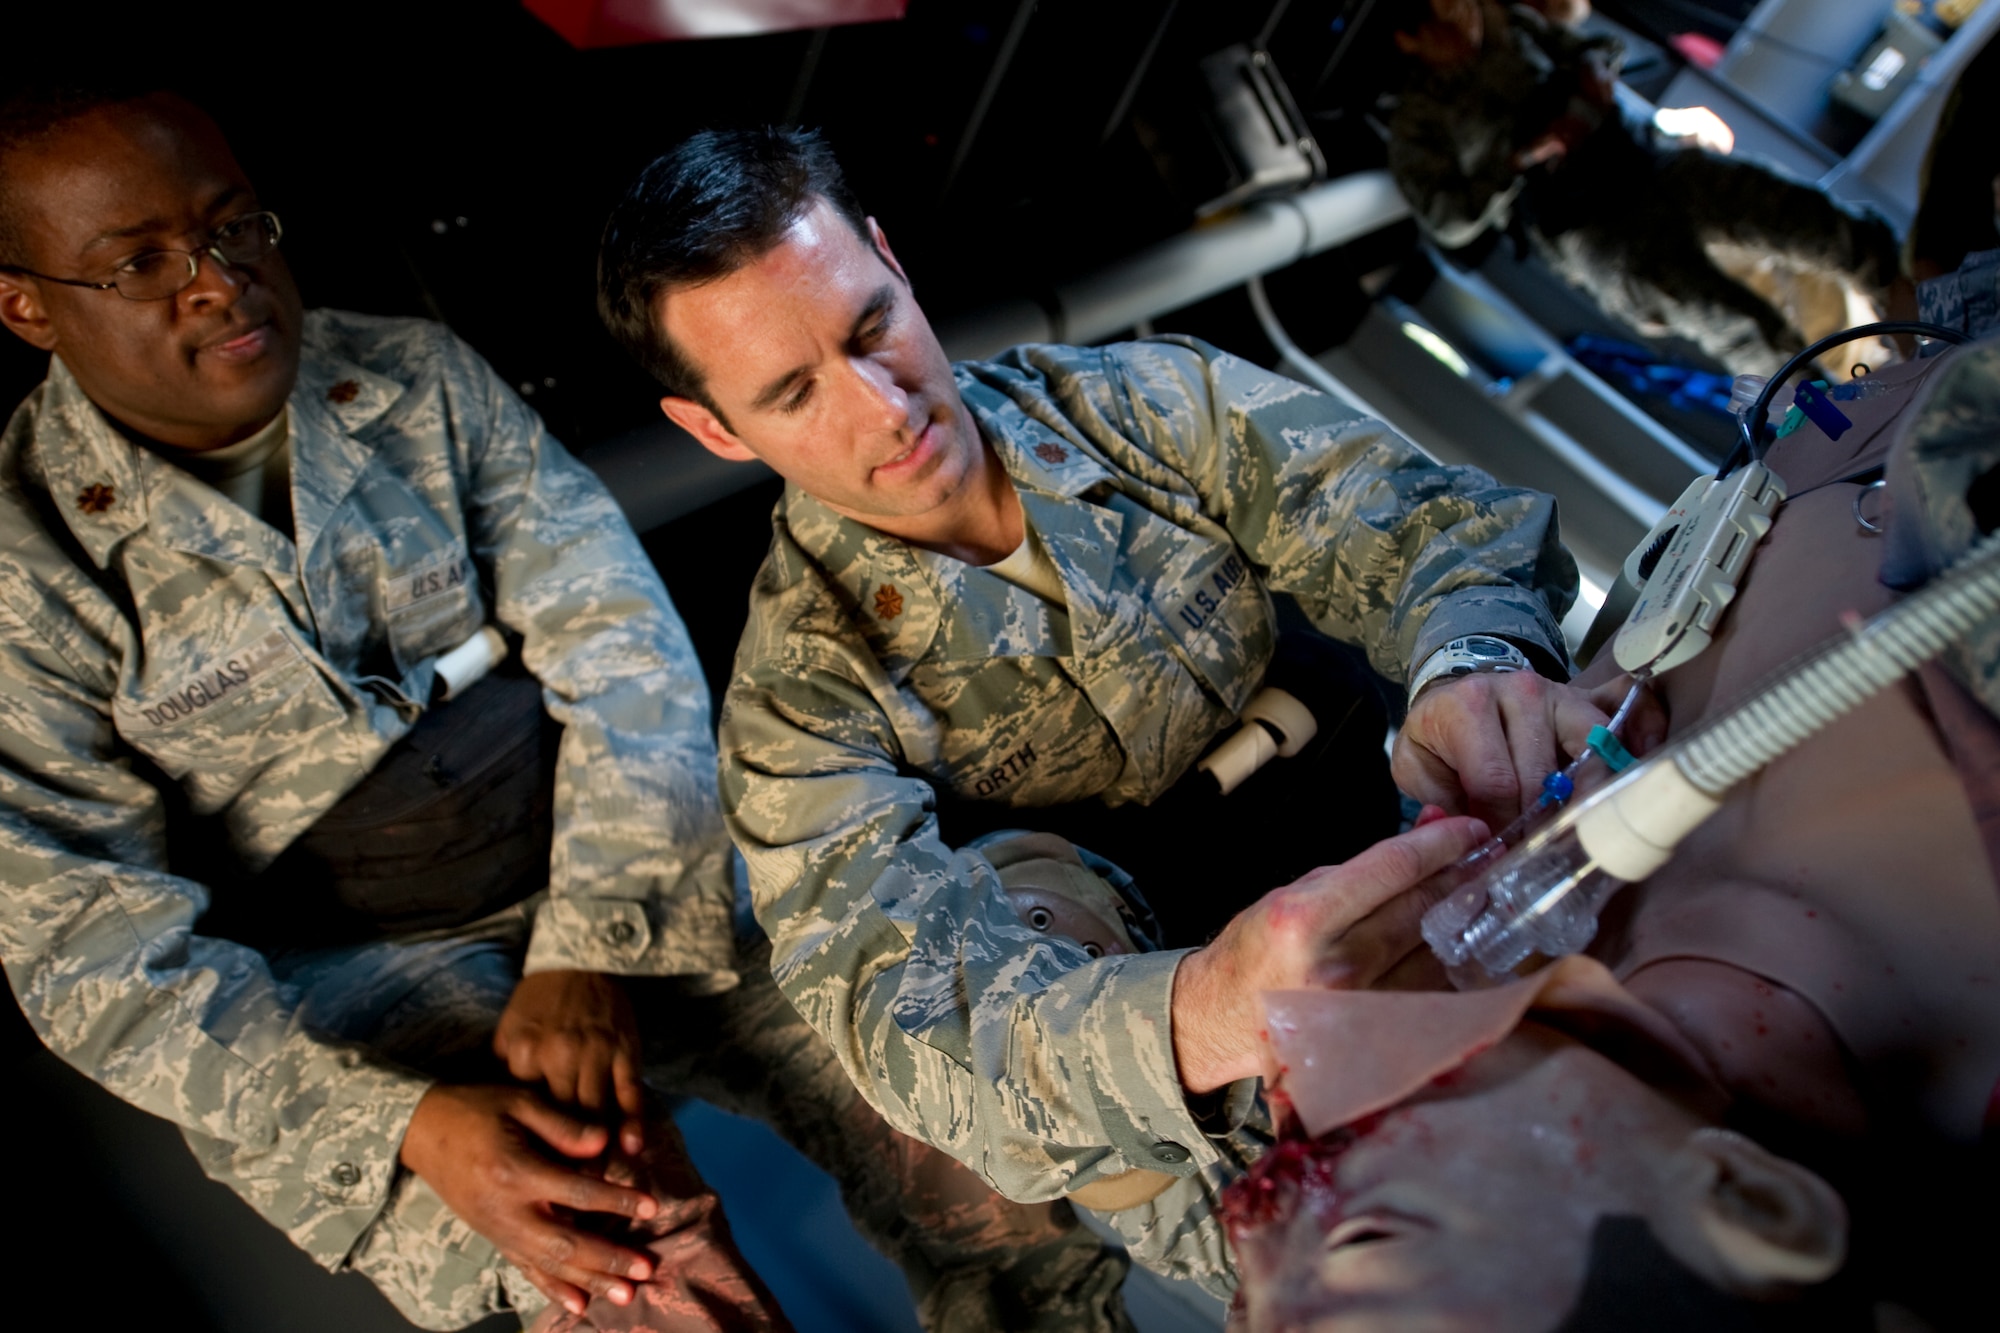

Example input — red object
[1669,31,1726,70]
[524,0,905,48]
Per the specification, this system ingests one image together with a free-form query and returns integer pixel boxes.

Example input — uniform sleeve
[443,338,735,986]
[1883,336,2000,716]
[0,596,432,1269]
[1089,338,1574,681]
[720,643,1221,1203]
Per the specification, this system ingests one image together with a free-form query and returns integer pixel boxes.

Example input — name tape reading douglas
[134,630,303,729]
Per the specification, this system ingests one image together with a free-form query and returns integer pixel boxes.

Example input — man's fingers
[1496,676,1563,816]
[613,1054,645,1154]
[1390,737,1466,815]
[523,1218,655,1289]
[1304,818,1490,988]
[501,1037,550,1087]
[1592,677,1669,757]
[510,1095,615,1163]
[525,1154,661,1222]
[509,1221,654,1311]
[612,1051,644,1117]
[513,1263,590,1319]
[575,1047,609,1112]
[1332,816,1491,910]
[1375,941,1452,991]
[1308,869,1466,989]
[1627,687,1669,756]
[1440,682,1522,819]
[1546,680,1610,766]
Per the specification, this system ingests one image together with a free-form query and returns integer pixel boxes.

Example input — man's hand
[495,970,645,1153]
[400,1083,660,1316]
[1170,816,1491,1093]
[1394,670,1665,827]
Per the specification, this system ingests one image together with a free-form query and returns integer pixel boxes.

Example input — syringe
[1447,671,1652,876]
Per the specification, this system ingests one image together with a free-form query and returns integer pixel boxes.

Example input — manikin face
[658,200,986,539]
[0,95,303,451]
[1227,1025,1843,1331]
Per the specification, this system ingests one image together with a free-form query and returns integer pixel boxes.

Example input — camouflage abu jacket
[719,338,1576,1214]
[0,310,733,1268]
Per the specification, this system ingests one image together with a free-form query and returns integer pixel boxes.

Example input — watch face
[1467,639,1512,658]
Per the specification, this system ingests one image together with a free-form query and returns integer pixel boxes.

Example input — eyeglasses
[1,211,283,301]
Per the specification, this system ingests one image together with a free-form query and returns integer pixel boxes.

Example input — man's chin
[204,341,301,418]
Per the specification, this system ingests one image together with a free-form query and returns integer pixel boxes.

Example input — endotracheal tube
[1424,530,2000,989]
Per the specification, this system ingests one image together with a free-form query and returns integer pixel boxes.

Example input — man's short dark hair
[596,127,872,421]
[0,81,162,267]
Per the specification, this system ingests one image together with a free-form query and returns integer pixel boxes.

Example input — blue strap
[1794,379,1853,440]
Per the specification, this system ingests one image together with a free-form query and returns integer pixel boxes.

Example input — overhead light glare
[1399,321,1471,378]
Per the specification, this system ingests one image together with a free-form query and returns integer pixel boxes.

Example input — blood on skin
[1220,1115,1384,1238]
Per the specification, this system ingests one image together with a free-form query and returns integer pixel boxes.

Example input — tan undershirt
[180,407,292,532]
[982,525,1067,607]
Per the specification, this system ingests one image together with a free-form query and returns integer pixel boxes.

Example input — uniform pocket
[116,627,347,782]
[1151,542,1275,715]
[382,540,481,674]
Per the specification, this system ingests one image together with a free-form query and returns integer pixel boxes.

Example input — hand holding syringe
[1448,671,1654,875]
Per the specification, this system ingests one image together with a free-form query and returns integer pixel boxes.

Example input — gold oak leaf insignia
[77,483,116,514]
[1034,442,1068,464]
[327,379,361,404]
[874,583,905,620]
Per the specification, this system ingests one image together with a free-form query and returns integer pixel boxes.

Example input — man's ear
[0,273,58,351]
[1656,1127,1847,1297]
[867,217,910,287]
[660,395,758,463]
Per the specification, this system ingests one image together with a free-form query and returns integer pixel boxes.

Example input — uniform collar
[781,379,1135,678]
[782,485,942,679]
[956,365,1114,499]
[286,319,407,557]
[29,314,405,571]
[32,357,153,568]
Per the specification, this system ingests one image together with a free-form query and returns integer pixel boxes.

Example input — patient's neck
[1624,958,1868,1139]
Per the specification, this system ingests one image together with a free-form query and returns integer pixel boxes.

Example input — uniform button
[330,1162,362,1188]
[606,920,637,946]
[1149,1141,1190,1165]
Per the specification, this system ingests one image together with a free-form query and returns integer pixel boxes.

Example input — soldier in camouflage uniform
[1387,0,1902,377]
[597,128,1649,1298]
[0,90,1129,1330]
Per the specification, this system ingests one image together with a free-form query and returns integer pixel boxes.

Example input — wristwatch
[1408,635,1533,704]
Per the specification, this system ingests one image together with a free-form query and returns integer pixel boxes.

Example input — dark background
[4,0,1423,448]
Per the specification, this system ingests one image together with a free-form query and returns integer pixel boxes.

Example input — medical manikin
[1222,324,2000,1331]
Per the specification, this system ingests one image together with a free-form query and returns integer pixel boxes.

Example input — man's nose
[178,247,248,310]
[847,355,912,432]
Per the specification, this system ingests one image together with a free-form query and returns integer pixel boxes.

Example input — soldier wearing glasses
[0,88,1130,1331]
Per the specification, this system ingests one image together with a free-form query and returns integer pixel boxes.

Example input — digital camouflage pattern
[1389,4,1899,377]
[719,337,1576,1293]
[1919,247,2000,342]
[1884,333,2000,717]
[0,310,735,1274]
[283,914,1130,1331]
[644,935,1133,1332]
